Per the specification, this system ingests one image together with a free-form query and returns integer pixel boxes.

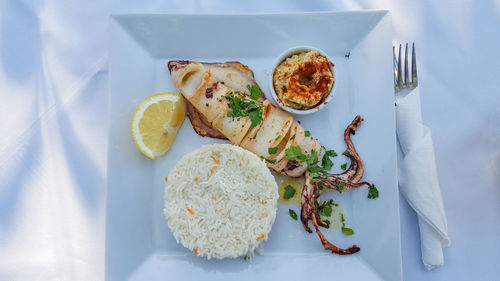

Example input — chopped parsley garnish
[247,84,262,100]
[285,145,303,161]
[253,132,257,139]
[290,134,296,140]
[306,149,319,168]
[317,181,324,190]
[308,165,323,173]
[322,158,333,170]
[342,227,354,235]
[224,92,263,127]
[368,184,379,199]
[315,198,338,218]
[283,185,296,200]
[340,213,354,235]
[337,182,345,193]
[275,135,282,141]
[345,52,351,59]
[324,149,338,158]
[289,209,298,220]
[268,146,278,154]
[321,204,333,217]
[249,110,263,127]
[310,172,320,178]
[260,156,276,164]
[304,130,311,137]
[342,150,350,156]
[341,163,347,170]
[321,149,337,171]
[297,154,307,161]
[285,146,319,167]
[265,158,276,164]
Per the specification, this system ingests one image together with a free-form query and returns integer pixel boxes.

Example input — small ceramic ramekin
[268,46,337,115]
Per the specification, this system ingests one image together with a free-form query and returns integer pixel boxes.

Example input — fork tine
[397,44,402,88]
[412,42,418,86]
[393,46,398,88]
[404,43,409,87]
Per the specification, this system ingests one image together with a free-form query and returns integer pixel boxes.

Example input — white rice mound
[164,143,278,259]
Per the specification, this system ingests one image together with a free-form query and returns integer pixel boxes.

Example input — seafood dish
[168,60,377,255]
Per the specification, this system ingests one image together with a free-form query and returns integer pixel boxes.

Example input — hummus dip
[273,51,334,110]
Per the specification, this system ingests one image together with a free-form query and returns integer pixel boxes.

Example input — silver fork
[394,43,418,92]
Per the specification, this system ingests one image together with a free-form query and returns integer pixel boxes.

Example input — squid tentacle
[300,115,370,255]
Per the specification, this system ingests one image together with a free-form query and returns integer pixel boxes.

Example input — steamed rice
[164,144,278,259]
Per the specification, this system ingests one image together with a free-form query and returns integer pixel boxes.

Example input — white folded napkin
[395,88,450,270]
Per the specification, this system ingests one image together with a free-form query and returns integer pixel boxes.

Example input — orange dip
[273,51,334,110]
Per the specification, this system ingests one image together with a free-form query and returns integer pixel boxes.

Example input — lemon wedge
[131,93,186,159]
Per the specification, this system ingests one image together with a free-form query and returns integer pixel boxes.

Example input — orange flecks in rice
[210,155,220,165]
[194,248,198,255]
[244,198,248,201]
[211,166,217,172]
[186,206,194,215]
[256,233,265,240]
[194,177,199,181]
[262,201,267,205]
[165,177,168,183]
[212,195,217,201]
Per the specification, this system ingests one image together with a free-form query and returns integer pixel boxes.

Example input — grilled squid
[168,60,371,254]
[168,60,320,178]
[301,115,371,255]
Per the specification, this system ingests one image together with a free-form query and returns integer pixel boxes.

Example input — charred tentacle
[327,115,365,183]
[300,115,370,255]
[301,171,360,255]
[311,214,360,255]
[301,171,324,233]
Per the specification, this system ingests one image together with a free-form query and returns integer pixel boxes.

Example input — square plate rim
[106,10,401,281]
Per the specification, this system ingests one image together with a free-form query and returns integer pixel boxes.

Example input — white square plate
[107,11,401,281]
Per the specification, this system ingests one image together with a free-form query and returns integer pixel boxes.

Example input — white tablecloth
[1,0,499,280]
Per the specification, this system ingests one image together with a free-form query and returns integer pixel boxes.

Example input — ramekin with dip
[269,46,336,115]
